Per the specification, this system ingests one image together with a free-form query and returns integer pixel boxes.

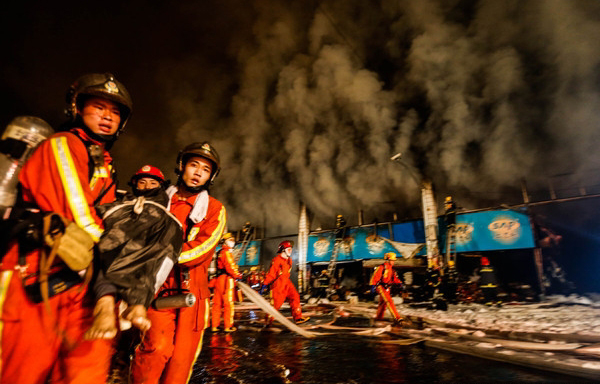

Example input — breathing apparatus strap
[70,130,118,205]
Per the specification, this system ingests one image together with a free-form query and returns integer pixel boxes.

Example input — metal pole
[521,180,530,204]
[390,153,440,268]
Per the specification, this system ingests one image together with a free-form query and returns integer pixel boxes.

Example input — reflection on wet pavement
[190,306,583,383]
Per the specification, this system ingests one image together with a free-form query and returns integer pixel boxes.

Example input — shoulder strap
[69,130,117,205]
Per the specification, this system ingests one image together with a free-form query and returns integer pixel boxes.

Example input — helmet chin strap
[77,117,116,143]
[179,178,209,194]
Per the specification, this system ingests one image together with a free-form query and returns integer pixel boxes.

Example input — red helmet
[130,165,165,185]
[278,240,293,253]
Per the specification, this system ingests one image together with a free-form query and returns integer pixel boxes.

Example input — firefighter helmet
[336,214,346,229]
[384,252,397,261]
[175,142,221,184]
[277,240,293,253]
[222,232,234,242]
[65,73,132,135]
[130,165,165,185]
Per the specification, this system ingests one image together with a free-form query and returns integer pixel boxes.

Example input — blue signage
[307,209,535,262]
[307,226,399,263]
[234,240,261,266]
[442,210,535,252]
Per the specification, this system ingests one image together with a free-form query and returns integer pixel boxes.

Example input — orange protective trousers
[375,285,402,321]
[211,275,236,329]
[131,298,210,384]
[270,279,303,321]
[0,266,113,384]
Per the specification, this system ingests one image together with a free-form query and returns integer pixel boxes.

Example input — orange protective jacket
[369,262,403,287]
[162,191,227,301]
[263,254,292,289]
[370,262,403,321]
[263,253,303,320]
[215,245,242,280]
[0,128,116,384]
[211,245,241,329]
[2,128,114,271]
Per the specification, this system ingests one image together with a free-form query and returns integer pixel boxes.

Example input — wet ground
[188,307,587,384]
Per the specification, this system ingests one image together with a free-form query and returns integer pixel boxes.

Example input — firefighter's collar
[166,185,209,224]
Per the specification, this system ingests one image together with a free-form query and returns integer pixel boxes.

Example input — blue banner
[307,209,535,262]
[234,240,261,266]
[442,209,535,252]
[307,226,399,262]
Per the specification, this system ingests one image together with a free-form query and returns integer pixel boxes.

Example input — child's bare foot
[123,304,151,332]
[85,295,117,339]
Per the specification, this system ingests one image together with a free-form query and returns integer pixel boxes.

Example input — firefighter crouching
[260,241,309,325]
[132,142,227,384]
[0,73,132,384]
[210,232,242,332]
[370,252,404,324]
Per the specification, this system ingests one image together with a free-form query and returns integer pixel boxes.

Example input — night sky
[3,0,600,283]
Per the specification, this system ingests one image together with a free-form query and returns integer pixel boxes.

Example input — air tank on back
[0,116,54,217]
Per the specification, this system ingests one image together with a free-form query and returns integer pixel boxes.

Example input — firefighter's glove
[259,285,267,295]
[44,214,94,271]
[370,285,377,295]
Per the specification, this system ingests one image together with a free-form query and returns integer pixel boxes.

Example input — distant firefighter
[442,260,459,304]
[261,241,309,325]
[424,261,442,301]
[247,266,261,289]
[444,196,457,229]
[479,256,499,305]
[369,252,404,324]
[211,233,242,332]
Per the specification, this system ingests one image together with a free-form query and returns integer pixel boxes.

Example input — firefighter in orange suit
[132,142,226,384]
[211,232,242,332]
[260,241,309,324]
[0,73,132,384]
[370,252,404,323]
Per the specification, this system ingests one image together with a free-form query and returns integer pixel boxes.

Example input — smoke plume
[181,0,600,234]
[3,0,600,235]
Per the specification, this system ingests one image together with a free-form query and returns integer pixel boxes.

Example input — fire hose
[236,281,320,338]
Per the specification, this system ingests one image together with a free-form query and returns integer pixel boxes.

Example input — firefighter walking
[370,252,404,324]
[131,142,226,384]
[211,232,242,332]
[479,256,499,306]
[261,241,309,325]
[0,73,132,384]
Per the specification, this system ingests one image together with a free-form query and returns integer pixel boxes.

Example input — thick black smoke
[185,0,600,233]
[2,0,600,235]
